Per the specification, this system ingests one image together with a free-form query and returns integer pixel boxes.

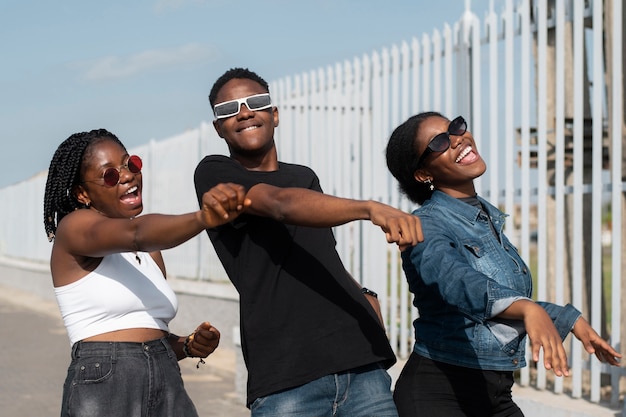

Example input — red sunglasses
[83,155,143,187]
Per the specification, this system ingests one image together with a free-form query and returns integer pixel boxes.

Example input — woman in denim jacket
[385,112,621,416]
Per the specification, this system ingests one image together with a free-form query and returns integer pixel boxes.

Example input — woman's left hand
[572,317,622,366]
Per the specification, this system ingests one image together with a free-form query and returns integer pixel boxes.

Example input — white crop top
[54,252,178,345]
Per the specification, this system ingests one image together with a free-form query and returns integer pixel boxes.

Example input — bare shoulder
[50,239,101,288]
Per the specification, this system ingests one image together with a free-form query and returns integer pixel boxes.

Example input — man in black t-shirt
[194,67,423,416]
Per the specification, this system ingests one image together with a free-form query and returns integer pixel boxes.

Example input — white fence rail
[0,0,623,412]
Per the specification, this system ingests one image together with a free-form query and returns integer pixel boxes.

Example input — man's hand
[200,183,250,228]
[368,201,424,250]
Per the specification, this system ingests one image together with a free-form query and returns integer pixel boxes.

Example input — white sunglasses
[212,93,273,120]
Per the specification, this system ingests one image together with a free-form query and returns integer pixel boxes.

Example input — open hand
[572,317,621,366]
[521,303,571,376]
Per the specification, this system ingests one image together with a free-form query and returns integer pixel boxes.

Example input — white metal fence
[0,0,623,412]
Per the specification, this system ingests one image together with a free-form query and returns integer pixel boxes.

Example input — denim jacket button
[512,358,519,365]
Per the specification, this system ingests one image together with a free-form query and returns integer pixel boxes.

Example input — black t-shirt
[194,155,396,406]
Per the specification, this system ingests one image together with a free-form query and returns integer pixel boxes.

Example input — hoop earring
[85,201,91,208]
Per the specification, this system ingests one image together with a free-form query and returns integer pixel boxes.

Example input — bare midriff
[82,328,168,343]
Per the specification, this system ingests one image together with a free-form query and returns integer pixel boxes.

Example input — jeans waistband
[71,337,171,359]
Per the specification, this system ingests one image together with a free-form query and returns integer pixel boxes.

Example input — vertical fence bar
[432,30,442,112]
[443,24,454,117]
[410,38,421,115]
[609,0,624,409]
[336,62,349,267]
[360,54,374,293]
[469,11,483,195]
[518,0,532,387]
[570,0,584,398]
[352,58,364,281]
[535,0,548,390]
[504,0,516,235]
[553,0,566,395]
[487,4,499,203]
[421,34,431,111]
[589,0,604,403]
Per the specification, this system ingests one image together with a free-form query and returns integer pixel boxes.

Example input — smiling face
[75,139,143,218]
[414,115,486,198]
[212,77,280,170]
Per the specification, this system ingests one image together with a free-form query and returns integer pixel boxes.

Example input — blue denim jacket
[402,191,581,371]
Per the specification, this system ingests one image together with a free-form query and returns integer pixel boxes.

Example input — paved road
[0,284,249,417]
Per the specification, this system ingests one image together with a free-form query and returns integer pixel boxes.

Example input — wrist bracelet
[184,331,206,368]
[361,287,378,298]
[183,335,193,357]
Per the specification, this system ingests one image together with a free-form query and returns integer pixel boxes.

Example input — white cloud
[75,43,220,82]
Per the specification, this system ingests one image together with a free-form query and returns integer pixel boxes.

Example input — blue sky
[0,0,490,188]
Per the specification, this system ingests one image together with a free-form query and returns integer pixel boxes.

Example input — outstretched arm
[245,183,423,249]
[58,183,250,257]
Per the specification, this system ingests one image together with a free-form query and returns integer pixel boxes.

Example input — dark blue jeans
[250,362,398,417]
[60,338,198,417]
[393,353,524,417]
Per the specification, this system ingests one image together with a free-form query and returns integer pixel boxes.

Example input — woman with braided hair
[44,128,250,417]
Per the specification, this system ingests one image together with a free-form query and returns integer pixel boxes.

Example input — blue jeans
[251,362,398,417]
[60,338,198,417]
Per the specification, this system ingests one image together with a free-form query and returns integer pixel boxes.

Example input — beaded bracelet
[183,332,206,368]
[183,335,193,358]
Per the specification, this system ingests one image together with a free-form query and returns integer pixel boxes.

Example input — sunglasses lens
[246,94,272,110]
[449,117,467,136]
[102,168,120,187]
[128,155,142,173]
[429,133,451,152]
[214,101,239,118]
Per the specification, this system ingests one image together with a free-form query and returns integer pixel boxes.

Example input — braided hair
[43,129,125,241]
[208,67,270,108]
[385,111,443,205]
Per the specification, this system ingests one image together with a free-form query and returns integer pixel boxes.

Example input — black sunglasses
[416,116,467,168]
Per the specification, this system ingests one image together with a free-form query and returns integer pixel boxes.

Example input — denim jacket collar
[426,191,506,223]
